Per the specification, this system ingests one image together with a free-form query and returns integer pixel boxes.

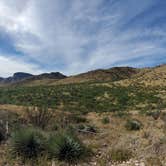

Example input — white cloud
[0,0,165,76]
[0,55,42,77]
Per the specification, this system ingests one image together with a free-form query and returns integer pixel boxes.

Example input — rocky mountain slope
[9,66,139,86]
[0,72,33,84]
[0,72,67,85]
[0,64,166,87]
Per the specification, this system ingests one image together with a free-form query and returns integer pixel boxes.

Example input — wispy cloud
[0,0,165,76]
[0,55,42,77]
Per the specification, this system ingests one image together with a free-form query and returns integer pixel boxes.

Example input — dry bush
[26,107,54,129]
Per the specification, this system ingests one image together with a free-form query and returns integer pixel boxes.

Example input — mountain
[24,64,166,86]
[29,72,67,80]
[119,64,166,86]
[10,67,138,86]
[0,72,34,84]
[46,66,141,86]
[0,65,166,87]
[0,72,67,85]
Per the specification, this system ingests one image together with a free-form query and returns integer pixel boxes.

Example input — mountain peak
[13,72,34,79]
[0,71,67,85]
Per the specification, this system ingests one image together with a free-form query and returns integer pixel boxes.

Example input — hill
[118,64,166,87]
[0,72,67,86]
[10,64,166,87]
[1,64,166,87]
[49,67,139,85]
[10,66,139,86]
[0,64,165,112]
[0,72,33,84]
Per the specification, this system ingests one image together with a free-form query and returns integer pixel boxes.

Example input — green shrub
[110,148,132,162]
[101,117,110,124]
[47,132,87,163]
[10,128,46,161]
[125,119,142,131]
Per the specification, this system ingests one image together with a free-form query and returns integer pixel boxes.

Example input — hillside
[12,66,139,87]
[8,64,166,87]
[0,65,165,112]
[0,72,33,84]
[0,64,166,165]
[117,64,166,87]
[0,72,67,86]
[49,67,139,85]
[2,65,166,87]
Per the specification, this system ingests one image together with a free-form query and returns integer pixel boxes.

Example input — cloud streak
[0,0,166,76]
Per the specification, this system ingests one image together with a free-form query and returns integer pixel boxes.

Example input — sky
[0,0,166,77]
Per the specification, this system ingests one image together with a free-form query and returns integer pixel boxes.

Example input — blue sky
[0,0,166,77]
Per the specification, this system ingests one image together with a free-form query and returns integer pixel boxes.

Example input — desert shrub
[110,148,132,162]
[47,132,88,163]
[26,106,53,129]
[10,128,46,162]
[101,117,110,124]
[146,111,161,120]
[151,111,160,120]
[125,119,142,131]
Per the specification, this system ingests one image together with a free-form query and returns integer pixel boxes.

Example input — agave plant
[10,128,46,162]
[47,132,87,163]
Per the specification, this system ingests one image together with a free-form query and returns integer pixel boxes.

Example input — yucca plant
[47,132,87,163]
[10,128,46,162]
[125,119,142,131]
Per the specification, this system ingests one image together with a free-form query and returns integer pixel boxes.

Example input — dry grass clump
[109,148,133,162]
[145,157,163,166]
[101,116,110,124]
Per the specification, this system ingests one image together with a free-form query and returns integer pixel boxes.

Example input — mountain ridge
[0,64,166,86]
[0,72,67,85]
